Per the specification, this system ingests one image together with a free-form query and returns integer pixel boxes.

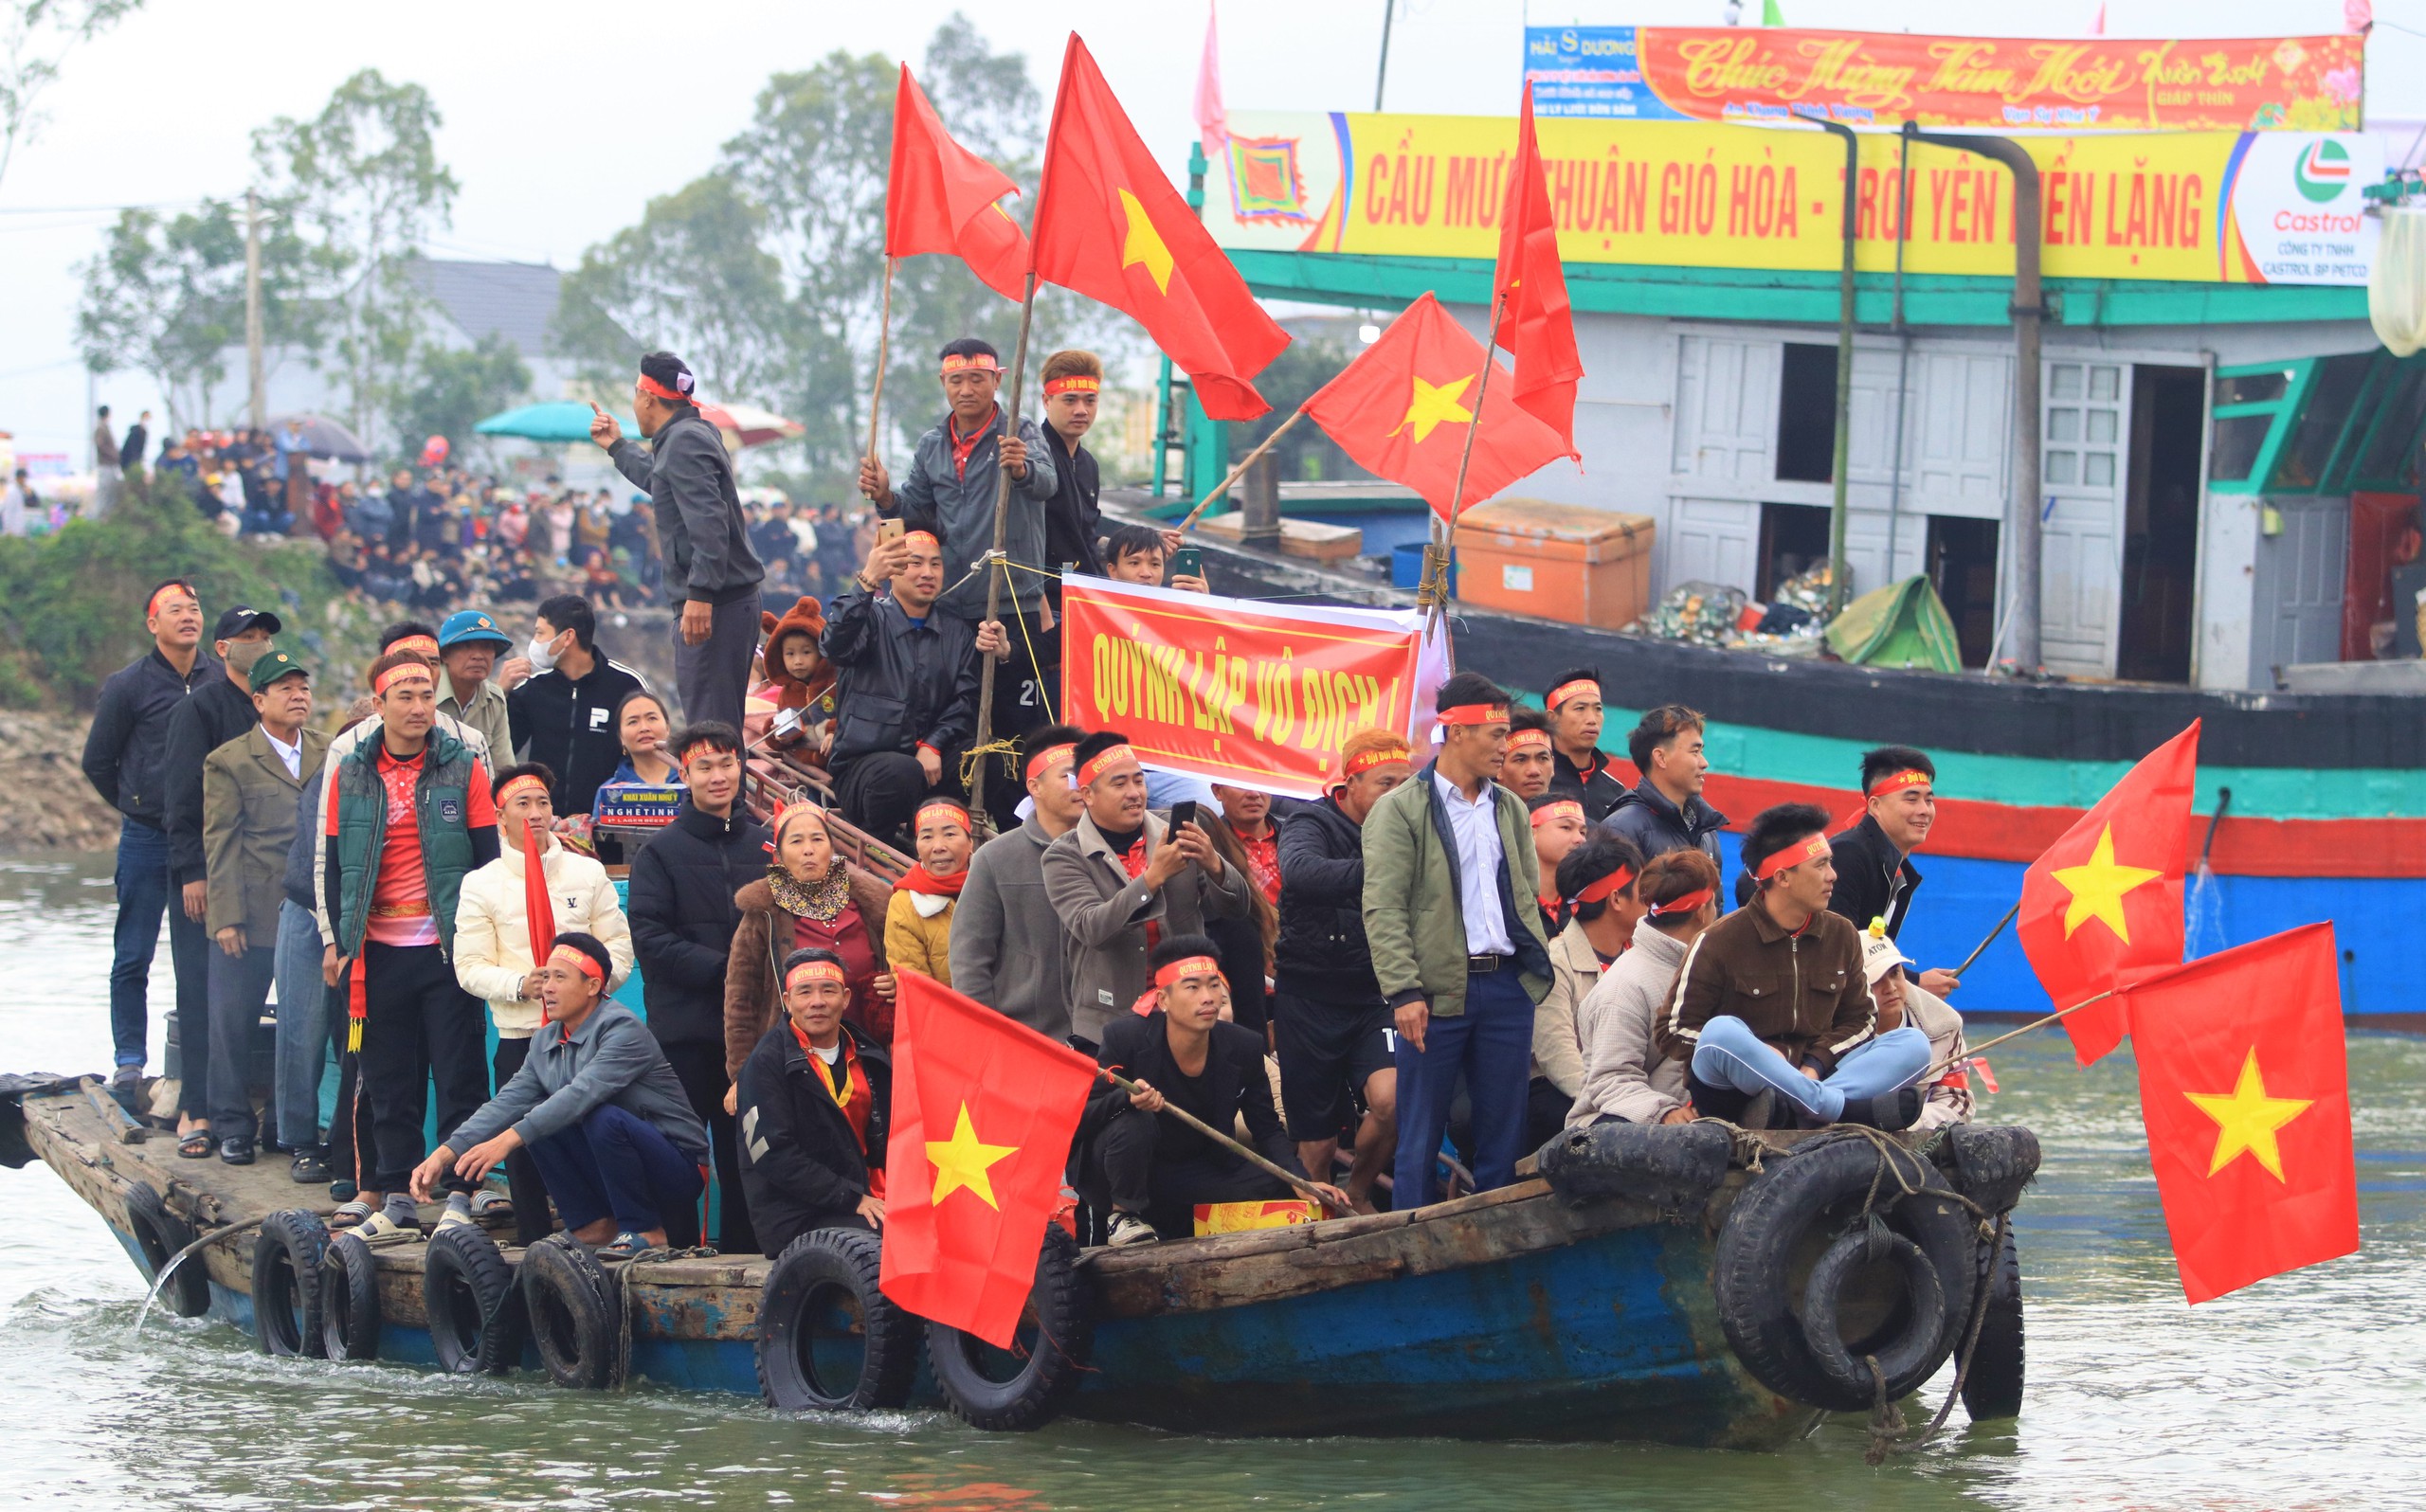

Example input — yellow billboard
[1205,111,2380,286]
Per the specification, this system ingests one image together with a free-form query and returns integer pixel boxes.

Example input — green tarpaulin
[1823,575,1964,673]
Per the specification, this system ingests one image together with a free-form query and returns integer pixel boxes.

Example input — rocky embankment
[0,712,121,853]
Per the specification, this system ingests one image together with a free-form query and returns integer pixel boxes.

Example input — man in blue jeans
[1361,673,1555,1205]
[412,931,709,1259]
[1655,801,1931,1130]
[80,579,219,1113]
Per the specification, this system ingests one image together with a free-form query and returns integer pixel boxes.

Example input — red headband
[1337,742,1411,783]
[786,958,847,990]
[1647,884,1715,917]
[637,372,690,404]
[899,529,941,554]
[1077,744,1137,787]
[1572,863,1638,907]
[765,801,827,854]
[1869,768,1933,799]
[916,798,971,828]
[1043,374,1100,396]
[147,583,194,619]
[387,635,441,658]
[551,944,605,982]
[940,352,1002,374]
[373,662,433,695]
[1755,834,1831,882]
[1025,743,1077,783]
[1508,729,1552,754]
[497,774,550,806]
[1439,703,1510,727]
[1153,955,1223,989]
[1530,799,1584,829]
[1546,678,1600,709]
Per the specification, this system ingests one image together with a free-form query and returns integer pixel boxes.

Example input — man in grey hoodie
[951,724,1085,1041]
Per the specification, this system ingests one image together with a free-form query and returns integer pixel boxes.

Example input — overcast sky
[0,0,2408,460]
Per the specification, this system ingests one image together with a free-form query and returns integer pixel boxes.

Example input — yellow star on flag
[1392,374,1476,442]
[2050,824,2163,941]
[925,1101,1018,1209]
[2184,1049,2313,1180]
[1117,188,1173,295]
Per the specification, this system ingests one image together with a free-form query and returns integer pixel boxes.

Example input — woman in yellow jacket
[885,797,975,989]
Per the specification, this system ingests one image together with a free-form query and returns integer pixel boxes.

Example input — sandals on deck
[591,1232,666,1263]
[327,1199,377,1230]
[176,1127,212,1159]
[468,1189,514,1223]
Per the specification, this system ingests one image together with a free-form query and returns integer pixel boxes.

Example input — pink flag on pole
[1194,3,1227,156]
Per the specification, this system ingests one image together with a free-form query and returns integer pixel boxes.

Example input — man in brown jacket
[1041,731,1251,1050]
[1655,801,1930,1129]
[201,651,330,1162]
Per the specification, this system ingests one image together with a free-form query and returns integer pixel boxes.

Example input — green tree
[0,0,142,192]
[388,332,531,468]
[75,197,322,430]
[1229,334,1362,483]
[252,69,458,452]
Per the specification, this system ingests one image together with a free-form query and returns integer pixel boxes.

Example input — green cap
[247,648,310,694]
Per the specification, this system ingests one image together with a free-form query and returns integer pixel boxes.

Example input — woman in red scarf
[723,802,895,1089]
[885,797,973,988]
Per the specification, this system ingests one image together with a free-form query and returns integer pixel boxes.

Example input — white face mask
[527,631,561,673]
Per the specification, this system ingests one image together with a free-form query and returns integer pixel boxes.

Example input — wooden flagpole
[967,272,1041,823]
[863,257,896,463]
[1950,900,2021,980]
[1099,1067,1352,1217]
[1175,405,1307,533]
[1919,986,2116,1084]
[1426,287,1512,646]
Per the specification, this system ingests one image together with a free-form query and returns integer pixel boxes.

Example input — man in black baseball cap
[160,602,282,1151]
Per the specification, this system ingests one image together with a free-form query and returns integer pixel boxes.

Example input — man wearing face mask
[162,607,285,1097]
[507,593,646,818]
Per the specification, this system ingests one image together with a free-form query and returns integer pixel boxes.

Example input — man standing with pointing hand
[589,351,763,732]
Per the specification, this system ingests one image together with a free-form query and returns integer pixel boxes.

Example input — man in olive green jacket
[201,651,330,1161]
[1362,673,1551,1204]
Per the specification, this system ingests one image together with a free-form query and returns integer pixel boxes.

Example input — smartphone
[1168,546,1204,581]
[1168,800,1199,834]
[878,518,905,544]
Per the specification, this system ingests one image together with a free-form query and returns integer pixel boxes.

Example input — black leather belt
[1467,954,1507,973]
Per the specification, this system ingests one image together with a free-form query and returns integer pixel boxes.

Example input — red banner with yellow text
[1635,29,2363,134]
[1059,576,1448,799]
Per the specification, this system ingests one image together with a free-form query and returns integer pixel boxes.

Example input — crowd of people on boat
[76,341,1974,1265]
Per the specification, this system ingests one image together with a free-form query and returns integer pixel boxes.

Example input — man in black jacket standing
[1038,348,1106,582]
[734,947,892,1258]
[625,721,769,1251]
[81,580,217,1105]
[1542,668,1627,825]
[1600,703,1727,864]
[1274,729,1413,1210]
[590,351,764,735]
[820,527,1004,847]
[505,592,644,816]
[1827,746,1961,997]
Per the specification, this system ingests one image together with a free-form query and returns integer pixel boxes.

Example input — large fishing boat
[0,1068,2034,1447]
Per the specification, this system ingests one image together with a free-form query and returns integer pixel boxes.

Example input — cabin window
[1773,343,1838,483]
[2269,353,2376,492]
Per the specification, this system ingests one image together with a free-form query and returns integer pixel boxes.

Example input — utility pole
[244,189,266,429]
[1374,0,1396,111]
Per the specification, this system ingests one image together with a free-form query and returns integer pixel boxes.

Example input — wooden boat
[3,1071,2032,1448]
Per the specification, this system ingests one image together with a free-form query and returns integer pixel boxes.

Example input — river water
[4,853,2422,1511]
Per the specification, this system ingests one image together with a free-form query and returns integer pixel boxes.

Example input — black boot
[1838,1088,1923,1131]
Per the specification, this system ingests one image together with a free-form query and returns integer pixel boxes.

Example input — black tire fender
[925,1225,1092,1432]
[125,1180,209,1318]
[1962,1224,2025,1421]
[518,1233,622,1390]
[319,1231,382,1361]
[1713,1134,1978,1413]
[1935,1125,2041,1216]
[1537,1119,1734,1211]
[756,1227,918,1412]
[1799,1228,1947,1398]
[422,1223,524,1376]
[250,1209,329,1358]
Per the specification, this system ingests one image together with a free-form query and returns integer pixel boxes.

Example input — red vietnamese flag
[1029,33,1289,421]
[888,63,1030,300]
[2018,720,2198,1064]
[1490,83,1584,454]
[1302,292,1570,521]
[878,969,1096,1347]
[2123,923,2359,1304]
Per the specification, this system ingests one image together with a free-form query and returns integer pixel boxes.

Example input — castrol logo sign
[2225,133,2380,285]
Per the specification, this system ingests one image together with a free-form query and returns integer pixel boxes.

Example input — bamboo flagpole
[966,272,1041,822]
[1426,287,1512,646]
[1918,986,2116,1085]
[1175,405,1307,533]
[1950,900,2021,980]
[1098,1067,1353,1217]
[863,257,896,464]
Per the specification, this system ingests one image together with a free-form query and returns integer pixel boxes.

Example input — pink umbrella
[695,403,806,448]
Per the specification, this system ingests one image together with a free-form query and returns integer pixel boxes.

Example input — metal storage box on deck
[1454,499,1654,629]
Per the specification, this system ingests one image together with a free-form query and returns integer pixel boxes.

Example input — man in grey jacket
[1041,731,1251,1049]
[952,724,1084,1040]
[856,336,1057,819]
[590,351,764,734]
[410,930,709,1258]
